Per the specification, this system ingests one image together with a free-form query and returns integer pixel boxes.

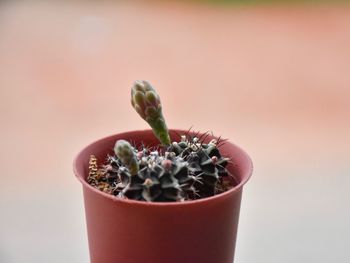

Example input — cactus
[87,81,234,202]
[131,80,171,145]
[116,151,183,202]
[168,136,230,198]
[88,135,231,202]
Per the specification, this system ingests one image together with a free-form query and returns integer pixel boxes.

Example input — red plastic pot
[74,129,253,263]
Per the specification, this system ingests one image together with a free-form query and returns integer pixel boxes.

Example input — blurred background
[0,0,349,262]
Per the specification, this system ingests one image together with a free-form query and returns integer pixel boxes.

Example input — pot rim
[73,129,253,207]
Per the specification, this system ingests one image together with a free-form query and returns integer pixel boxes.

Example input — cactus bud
[131,80,171,145]
[114,140,139,175]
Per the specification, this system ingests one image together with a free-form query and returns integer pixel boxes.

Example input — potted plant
[73,80,253,263]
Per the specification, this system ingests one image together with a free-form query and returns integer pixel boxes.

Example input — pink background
[0,1,349,262]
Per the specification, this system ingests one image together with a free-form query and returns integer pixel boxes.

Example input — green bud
[131,80,171,145]
[114,140,139,175]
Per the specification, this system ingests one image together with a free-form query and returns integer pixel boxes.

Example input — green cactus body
[131,80,171,145]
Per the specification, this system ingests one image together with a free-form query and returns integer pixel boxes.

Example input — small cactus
[87,81,234,202]
[88,135,231,202]
[131,80,171,145]
[117,153,183,202]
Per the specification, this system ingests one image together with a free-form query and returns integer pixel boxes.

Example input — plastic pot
[73,129,253,263]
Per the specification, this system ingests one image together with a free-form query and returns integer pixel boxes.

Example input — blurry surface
[0,1,349,262]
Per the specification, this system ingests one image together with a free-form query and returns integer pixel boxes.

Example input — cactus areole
[87,80,235,202]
